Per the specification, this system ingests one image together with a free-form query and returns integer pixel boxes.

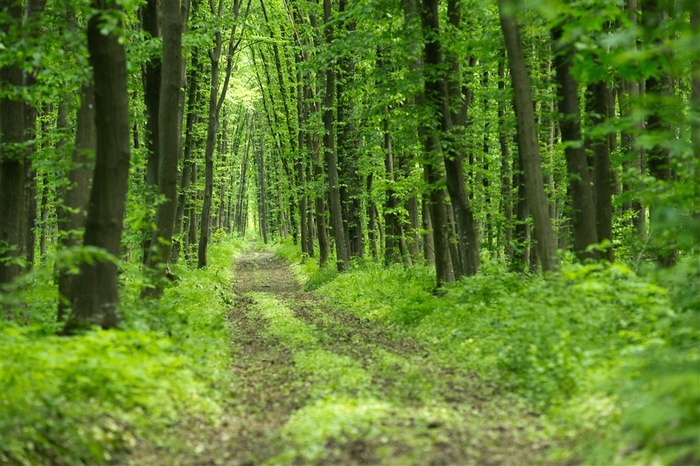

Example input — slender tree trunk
[587,81,614,262]
[256,136,269,243]
[139,0,161,262]
[497,58,514,260]
[312,133,331,267]
[422,0,478,279]
[511,147,530,271]
[551,26,599,261]
[172,58,200,262]
[199,0,248,267]
[367,173,379,261]
[643,0,677,266]
[0,1,28,290]
[64,2,131,332]
[416,0,454,286]
[322,0,349,271]
[143,0,184,295]
[57,85,96,322]
[498,0,559,272]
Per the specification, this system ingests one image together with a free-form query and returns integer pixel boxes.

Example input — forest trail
[125,245,553,465]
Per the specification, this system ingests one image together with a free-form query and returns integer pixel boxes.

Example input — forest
[0,0,698,464]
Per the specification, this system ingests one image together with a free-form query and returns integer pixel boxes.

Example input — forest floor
[124,245,557,465]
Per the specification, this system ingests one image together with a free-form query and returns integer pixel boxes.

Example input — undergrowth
[0,237,241,466]
[278,239,699,466]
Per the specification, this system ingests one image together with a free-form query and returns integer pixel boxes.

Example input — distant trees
[0,0,698,322]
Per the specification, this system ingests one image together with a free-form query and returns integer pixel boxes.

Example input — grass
[0,236,242,466]
[278,241,699,465]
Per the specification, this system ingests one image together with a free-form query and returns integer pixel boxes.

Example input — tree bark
[139,0,161,262]
[57,85,96,322]
[498,0,559,272]
[64,1,131,332]
[0,1,30,289]
[322,0,350,271]
[643,0,677,267]
[551,26,599,261]
[587,80,614,262]
[497,57,514,260]
[142,0,184,296]
[172,56,201,262]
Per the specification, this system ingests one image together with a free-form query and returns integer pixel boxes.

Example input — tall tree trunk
[142,0,184,296]
[172,57,201,262]
[511,147,530,271]
[57,85,96,322]
[0,1,28,290]
[311,132,331,267]
[256,136,269,243]
[551,26,599,261]
[322,0,349,271]
[139,0,161,262]
[498,0,559,272]
[643,0,677,266]
[416,0,454,286]
[383,109,402,264]
[422,0,478,279]
[587,80,614,262]
[497,58,514,260]
[64,1,131,332]
[366,173,379,261]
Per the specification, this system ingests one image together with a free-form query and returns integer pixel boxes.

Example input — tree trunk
[143,0,184,295]
[57,85,96,322]
[587,80,614,262]
[497,58,514,260]
[312,133,331,267]
[551,26,599,261]
[511,147,530,271]
[0,1,28,290]
[256,136,269,243]
[64,1,131,332]
[422,0,478,279]
[643,0,677,267]
[172,57,201,262]
[139,0,161,262]
[322,0,349,271]
[498,0,559,272]
[198,0,248,267]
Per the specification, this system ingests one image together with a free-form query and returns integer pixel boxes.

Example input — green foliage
[0,238,242,465]
[318,262,438,325]
[248,292,319,348]
[273,240,340,291]
[275,397,393,463]
[314,253,698,464]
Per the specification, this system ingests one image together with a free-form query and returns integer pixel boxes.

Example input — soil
[122,247,555,465]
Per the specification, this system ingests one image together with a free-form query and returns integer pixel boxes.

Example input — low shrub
[308,249,697,464]
[0,237,242,465]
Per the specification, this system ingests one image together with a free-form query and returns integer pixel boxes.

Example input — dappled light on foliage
[1,0,698,463]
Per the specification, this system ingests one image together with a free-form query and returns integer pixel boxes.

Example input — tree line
[1,0,698,329]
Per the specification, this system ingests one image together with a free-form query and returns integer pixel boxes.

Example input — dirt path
[126,246,553,465]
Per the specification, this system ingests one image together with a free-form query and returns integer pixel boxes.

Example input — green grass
[287,244,700,465]
[0,237,242,466]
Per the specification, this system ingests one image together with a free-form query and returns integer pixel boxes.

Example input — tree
[0,0,27,291]
[142,0,185,296]
[418,0,455,285]
[551,25,599,261]
[498,0,559,273]
[64,0,132,332]
[322,0,350,271]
